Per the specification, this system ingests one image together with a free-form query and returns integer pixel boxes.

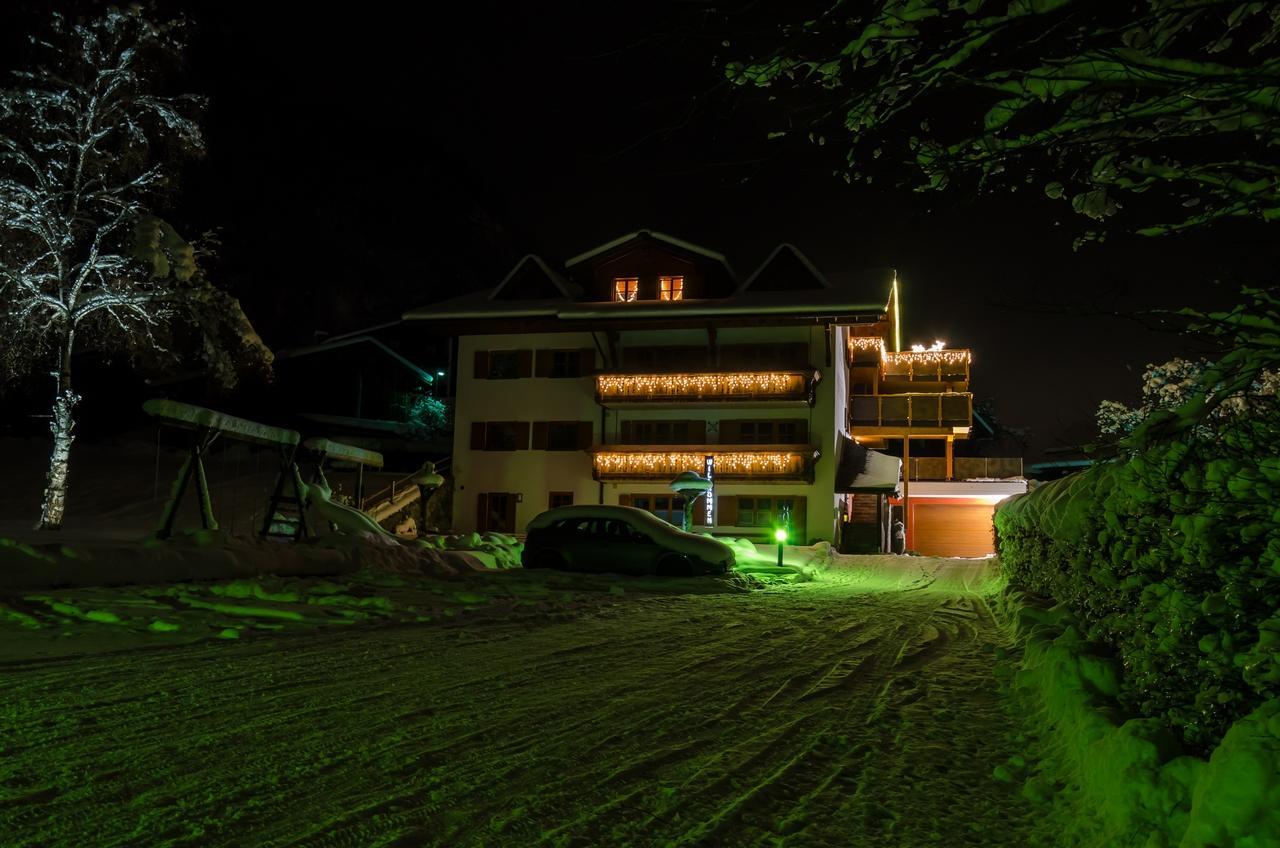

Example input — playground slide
[305,480,398,542]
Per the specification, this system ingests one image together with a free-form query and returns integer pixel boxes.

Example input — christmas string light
[885,349,971,366]
[596,372,808,401]
[592,451,808,478]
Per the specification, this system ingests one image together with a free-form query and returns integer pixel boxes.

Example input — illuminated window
[659,276,684,301]
[613,277,638,302]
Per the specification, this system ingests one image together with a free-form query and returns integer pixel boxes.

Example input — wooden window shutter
[618,494,632,507]
[473,350,490,379]
[793,497,807,536]
[577,421,594,449]
[535,350,551,377]
[717,495,737,526]
[515,421,531,450]
[689,420,706,444]
[476,493,488,532]
[620,420,633,443]
[796,420,808,443]
[517,349,533,378]
[720,420,738,445]
[579,348,596,375]
[470,422,486,450]
[531,421,548,450]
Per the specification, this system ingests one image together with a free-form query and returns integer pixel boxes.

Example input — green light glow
[775,528,788,542]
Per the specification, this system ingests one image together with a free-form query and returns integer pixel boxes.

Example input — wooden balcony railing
[595,371,816,405]
[849,392,973,430]
[908,456,1023,480]
[589,444,818,482]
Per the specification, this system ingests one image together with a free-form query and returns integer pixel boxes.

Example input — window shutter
[531,421,548,450]
[535,350,551,377]
[476,493,488,532]
[473,350,490,379]
[517,350,533,378]
[717,496,737,527]
[578,348,596,375]
[577,421,594,449]
[620,420,633,443]
[795,420,808,443]
[720,420,738,445]
[793,497,807,538]
[689,420,706,444]
[515,421,531,450]
[618,494,631,507]
[470,422,486,450]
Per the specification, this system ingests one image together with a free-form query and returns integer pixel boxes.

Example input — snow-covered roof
[834,436,902,494]
[739,243,832,294]
[488,254,577,301]
[143,399,300,447]
[276,335,435,386]
[402,277,890,323]
[564,229,735,275]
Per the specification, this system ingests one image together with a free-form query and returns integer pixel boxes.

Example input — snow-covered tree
[1099,340,1280,441]
[0,10,266,530]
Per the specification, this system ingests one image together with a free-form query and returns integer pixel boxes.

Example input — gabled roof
[276,335,436,385]
[488,254,577,301]
[564,229,737,278]
[739,243,831,294]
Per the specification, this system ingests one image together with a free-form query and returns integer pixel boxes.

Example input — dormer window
[659,276,684,301]
[613,277,638,302]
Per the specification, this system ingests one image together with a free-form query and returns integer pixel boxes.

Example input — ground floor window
[734,496,801,530]
[628,494,686,526]
[477,492,517,532]
[548,491,574,509]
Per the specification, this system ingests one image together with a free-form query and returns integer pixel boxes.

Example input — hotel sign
[704,455,714,527]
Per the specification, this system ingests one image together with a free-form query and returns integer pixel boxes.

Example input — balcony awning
[834,435,901,495]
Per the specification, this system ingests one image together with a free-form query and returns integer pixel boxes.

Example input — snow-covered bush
[997,407,1280,750]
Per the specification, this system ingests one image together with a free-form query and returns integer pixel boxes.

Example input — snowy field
[0,553,1051,847]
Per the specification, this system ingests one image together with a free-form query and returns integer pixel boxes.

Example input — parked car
[522,505,735,576]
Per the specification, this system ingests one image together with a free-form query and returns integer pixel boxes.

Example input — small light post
[775,526,787,567]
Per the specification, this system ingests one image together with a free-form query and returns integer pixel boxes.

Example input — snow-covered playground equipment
[145,400,397,542]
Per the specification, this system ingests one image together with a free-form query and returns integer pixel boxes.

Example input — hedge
[995,412,1280,751]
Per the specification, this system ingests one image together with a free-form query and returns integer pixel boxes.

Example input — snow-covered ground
[0,553,1051,847]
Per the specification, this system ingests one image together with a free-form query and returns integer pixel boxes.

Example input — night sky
[4,1,1278,461]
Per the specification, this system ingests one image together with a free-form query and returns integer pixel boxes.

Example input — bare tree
[0,9,257,530]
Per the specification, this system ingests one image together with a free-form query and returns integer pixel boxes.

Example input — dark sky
[5,2,1278,461]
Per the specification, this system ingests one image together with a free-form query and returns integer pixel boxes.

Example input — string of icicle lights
[593,452,806,477]
[596,372,806,400]
[846,336,972,367]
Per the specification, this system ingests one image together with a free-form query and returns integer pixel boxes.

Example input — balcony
[849,392,972,433]
[907,456,1024,481]
[595,371,817,406]
[846,338,971,384]
[590,445,818,482]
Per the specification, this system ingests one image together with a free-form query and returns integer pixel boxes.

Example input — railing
[849,393,972,429]
[908,456,1023,480]
[595,371,814,404]
[359,456,451,512]
[590,445,817,482]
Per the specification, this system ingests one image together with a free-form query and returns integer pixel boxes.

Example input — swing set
[144,400,384,542]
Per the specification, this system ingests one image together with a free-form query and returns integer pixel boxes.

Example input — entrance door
[477,492,518,533]
[911,503,995,557]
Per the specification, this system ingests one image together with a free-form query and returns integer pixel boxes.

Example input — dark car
[521,505,735,576]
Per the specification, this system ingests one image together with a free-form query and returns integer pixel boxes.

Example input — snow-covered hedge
[996,414,1280,750]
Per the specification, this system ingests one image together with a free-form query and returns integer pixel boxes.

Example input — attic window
[659,276,684,301]
[613,277,638,302]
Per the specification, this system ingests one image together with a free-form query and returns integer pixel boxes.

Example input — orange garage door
[912,503,995,557]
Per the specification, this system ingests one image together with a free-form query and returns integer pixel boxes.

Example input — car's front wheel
[655,553,694,577]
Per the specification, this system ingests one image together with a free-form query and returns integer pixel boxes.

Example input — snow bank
[1002,592,1280,847]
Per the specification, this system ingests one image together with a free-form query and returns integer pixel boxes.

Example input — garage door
[912,504,995,557]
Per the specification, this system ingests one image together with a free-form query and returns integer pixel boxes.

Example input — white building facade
[405,231,899,545]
